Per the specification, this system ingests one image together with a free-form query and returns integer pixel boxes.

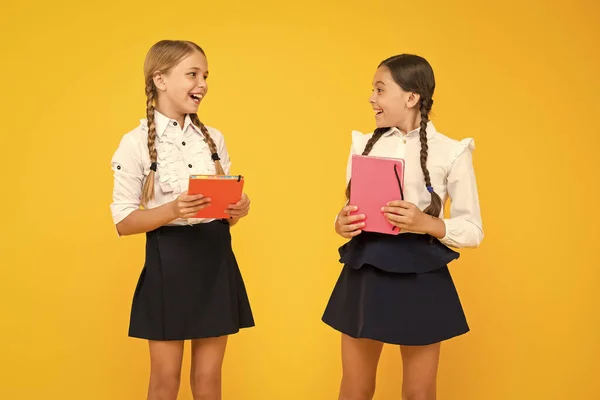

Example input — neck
[154,102,185,128]
[396,112,422,135]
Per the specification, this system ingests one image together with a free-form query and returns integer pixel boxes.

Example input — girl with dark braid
[110,40,254,400]
[323,54,483,400]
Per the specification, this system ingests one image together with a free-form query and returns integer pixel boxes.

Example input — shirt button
[173,121,178,126]
[182,141,186,146]
[117,165,121,170]
[188,164,193,168]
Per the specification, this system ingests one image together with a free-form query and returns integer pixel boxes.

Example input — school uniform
[322,122,483,346]
[110,110,254,341]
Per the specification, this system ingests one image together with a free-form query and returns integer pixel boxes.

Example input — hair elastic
[211,152,220,161]
[150,162,157,171]
[426,185,434,193]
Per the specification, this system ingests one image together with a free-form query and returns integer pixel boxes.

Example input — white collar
[384,121,437,140]
[152,110,200,137]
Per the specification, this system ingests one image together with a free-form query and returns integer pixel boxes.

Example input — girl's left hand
[225,193,251,220]
[382,200,429,233]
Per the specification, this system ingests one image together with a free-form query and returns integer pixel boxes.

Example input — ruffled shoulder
[456,137,475,154]
[351,130,373,154]
[447,137,475,165]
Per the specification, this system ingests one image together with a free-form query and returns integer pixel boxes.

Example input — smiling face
[348,54,443,218]
[369,65,420,130]
[152,50,209,117]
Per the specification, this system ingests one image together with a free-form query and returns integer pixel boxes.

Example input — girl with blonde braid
[110,40,254,400]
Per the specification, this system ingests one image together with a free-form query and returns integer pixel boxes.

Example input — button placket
[181,130,194,172]
[395,135,407,159]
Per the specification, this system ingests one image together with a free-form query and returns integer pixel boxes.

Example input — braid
[141,81,157,207]
[419,98,442,217]
[189,113,225,175]
[345,127,387,200]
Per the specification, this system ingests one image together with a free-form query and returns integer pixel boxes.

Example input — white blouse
[110,110,231,226]
[344,122,483,248]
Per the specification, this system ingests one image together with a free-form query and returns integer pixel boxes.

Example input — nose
[369,91,376,104]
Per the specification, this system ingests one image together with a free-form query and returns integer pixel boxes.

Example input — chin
[185,105,200,115]
[374,119,386,128]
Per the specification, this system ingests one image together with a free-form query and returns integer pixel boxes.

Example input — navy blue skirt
[129,220,254,341]
[322,232,469,346]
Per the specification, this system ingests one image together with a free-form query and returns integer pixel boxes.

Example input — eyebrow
[374,80,385,85]
[188,67,209,75]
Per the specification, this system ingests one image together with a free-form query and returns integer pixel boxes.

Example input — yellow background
[2,0,599,398]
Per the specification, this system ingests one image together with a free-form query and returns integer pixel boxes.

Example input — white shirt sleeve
[110,134,144,225]
[440,141,484,248]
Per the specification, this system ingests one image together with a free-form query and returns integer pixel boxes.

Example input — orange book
[187,174,244,219]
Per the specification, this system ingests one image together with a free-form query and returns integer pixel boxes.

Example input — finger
[183,198,211,207]
[386,200,412,208]
[225,204,249,213]
[344,222,366,232]
[181,202,212,215]
[343,229,362,238]
[381,206,407,215]
[225,209,246,217]
[230,199,250,209]
[180,194,205,202]
[341,205,359,215]
[226,210,248,220]
[229,194,250,207]
[384,213,410,224]
[233,197,248,207]
[342,214,366,224]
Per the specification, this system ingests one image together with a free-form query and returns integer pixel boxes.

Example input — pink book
[349,154,405,235]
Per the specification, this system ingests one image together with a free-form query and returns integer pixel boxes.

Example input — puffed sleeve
[439,138,484,248]
[110,134,144,226]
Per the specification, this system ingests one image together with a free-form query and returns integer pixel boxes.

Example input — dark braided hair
[418,96,442,216]
[347,54,442,218]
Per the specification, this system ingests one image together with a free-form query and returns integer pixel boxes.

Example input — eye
[377,88,383,93]
[188,72,197,77]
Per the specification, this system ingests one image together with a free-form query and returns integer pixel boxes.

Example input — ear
[152,72,167,92]
[406,92,421,109]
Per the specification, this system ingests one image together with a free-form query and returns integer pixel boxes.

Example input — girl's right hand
[335,205,366,239]
[171,191,212,219]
